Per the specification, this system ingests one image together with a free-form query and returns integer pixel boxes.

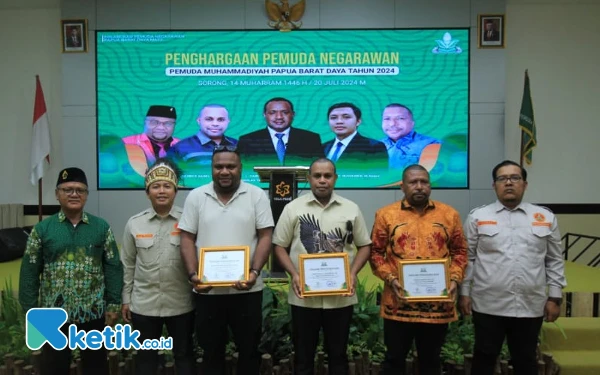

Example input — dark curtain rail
[23,204,600,216]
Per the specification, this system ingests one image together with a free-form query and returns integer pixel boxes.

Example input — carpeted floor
[540,262,600,375]
[0,258,21,290]
[542,318,600,375]
[563,261,600,292]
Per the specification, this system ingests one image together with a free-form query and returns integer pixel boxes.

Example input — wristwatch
[548,297,563,306]
[250,268,260,277]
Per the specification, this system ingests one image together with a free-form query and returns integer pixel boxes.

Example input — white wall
[0,0,62,206]
[9,0,597,242]
[505,0,600,203]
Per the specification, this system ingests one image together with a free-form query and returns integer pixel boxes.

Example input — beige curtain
[0,204,24,229]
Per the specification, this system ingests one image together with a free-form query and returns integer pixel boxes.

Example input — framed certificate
[299,253,350,297]
[398,258,451,301]
[198,246,249,286]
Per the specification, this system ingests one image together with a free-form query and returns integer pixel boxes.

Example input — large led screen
[97,29,469,189]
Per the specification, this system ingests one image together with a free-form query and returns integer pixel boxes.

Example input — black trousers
[131,310,196,375]
[42,317,109,375]
[195,291,262,375]
[291,305,354,375]
[471,310,543,375]
[382,319,448,375]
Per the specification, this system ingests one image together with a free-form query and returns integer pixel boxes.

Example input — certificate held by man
[198,246,250,286]
[299,252,351,297]
[398,258,451,301]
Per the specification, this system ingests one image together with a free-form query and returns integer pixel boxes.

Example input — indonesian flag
[30,75,51,185]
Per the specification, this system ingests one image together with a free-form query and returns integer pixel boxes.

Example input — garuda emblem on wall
[265,0,306,31]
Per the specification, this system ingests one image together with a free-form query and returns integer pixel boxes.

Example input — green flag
[519,70,536,165]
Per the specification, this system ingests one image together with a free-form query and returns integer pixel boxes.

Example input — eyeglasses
[345,220,354,244]
[57,187,88,196]
[494,175,523,183]
[213,145,239,154]
[146,119,175,127]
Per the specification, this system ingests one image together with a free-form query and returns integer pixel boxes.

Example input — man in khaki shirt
[121,158,195,375]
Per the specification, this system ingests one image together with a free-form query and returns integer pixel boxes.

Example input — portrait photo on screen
[96,29,469,190]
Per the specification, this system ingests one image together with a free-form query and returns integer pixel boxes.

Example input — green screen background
[97,29,469,189]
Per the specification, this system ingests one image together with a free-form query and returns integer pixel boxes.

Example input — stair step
[547,350,600,375]
[541,318,600,351]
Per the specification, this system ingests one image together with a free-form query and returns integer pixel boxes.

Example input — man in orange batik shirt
[369,164,468,375]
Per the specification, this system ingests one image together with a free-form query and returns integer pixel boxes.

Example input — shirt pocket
[528,226,551,259]
[169,234,181,248]
[135,237,159,265]
[326,219,351,253]
[169,234,184,264]
[531,226,551,238]
[477,225,500,252]
[85,242,105,258]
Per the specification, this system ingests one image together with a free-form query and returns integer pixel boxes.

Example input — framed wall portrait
[61,19,88,53]
[478,14,505,48]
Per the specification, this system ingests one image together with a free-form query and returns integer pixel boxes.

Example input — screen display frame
[95,28,471,191]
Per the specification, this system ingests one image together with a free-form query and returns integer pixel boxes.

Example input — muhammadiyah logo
[26,308,69,350]
[432,32,462,54]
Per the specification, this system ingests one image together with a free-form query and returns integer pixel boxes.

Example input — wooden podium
[254,166,309,277]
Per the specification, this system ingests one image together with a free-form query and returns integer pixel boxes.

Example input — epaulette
[531,204,554,214]
[468,204,489,215]
[130,208,152,220]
